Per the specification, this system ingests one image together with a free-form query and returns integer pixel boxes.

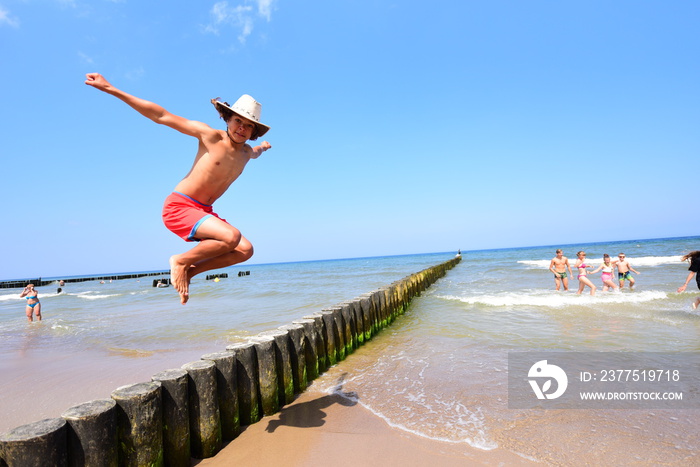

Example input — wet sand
[195,388,535,467]
[194,377,699,467]
[4,354,698,466]
[0,346,219,434]
[4,346,697,466]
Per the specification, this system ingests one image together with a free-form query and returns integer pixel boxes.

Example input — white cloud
[125,67,145,81]
[78,51,94,64]
[204,0,276,44]
[257,0,275,21]
[57,0,77,8]
[0,7,20,28]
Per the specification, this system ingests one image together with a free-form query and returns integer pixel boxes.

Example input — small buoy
[214,278,220,282]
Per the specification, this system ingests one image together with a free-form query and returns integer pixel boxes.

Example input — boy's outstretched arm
[250,141,272,159]
[84,73,212,138]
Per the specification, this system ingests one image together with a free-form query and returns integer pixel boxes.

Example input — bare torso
[551,256,569,272]
[616,260,630,273]
[173,131,253,205]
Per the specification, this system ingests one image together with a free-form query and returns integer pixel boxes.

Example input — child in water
[591,254,620,292]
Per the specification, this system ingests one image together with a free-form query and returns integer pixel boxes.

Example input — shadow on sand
[265,373,358,433]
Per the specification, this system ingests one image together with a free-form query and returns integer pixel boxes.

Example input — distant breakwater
[0,256,461,466]
[1,271,251,289]
[0,272,169,289]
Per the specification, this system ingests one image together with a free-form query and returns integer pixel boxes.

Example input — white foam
[316,354,498,451]
[438,290,668,308]
[356,399,498,451]
[0,291,60,301]
[0,294,23,302]
[76,291,121,300]
[519,255,683,269]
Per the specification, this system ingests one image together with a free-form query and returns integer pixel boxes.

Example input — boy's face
[227,114,257,142]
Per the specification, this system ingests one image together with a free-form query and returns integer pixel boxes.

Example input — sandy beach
[195,356,698,467]
[195,386,535,467]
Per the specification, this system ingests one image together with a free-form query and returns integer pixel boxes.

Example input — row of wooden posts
[0,272,169,289]
[0,256,461,466]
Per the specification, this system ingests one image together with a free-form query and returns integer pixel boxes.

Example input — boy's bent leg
[170,217,243,304]
[188,236,254,279]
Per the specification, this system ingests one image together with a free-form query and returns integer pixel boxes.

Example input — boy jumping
[85,73,271,304]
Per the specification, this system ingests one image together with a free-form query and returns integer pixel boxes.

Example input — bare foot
[169,255,190,304]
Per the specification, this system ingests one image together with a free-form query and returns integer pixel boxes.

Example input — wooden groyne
[0,256,461,466]
[0,271,169,289]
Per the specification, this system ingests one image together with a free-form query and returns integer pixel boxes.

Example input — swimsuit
[618,271,632,281]
[601,264,613,282]
[554,272,567,279]
[25,296,39,308]
[162,192,230,242]
[577,263,588,279]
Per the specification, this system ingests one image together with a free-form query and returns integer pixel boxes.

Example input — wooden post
[250,336,280,416]
[61,399,117,467]
[181,360,222,459]
[151,369,190,467]
[111,382,163,467]
[225,342,260,426]
[302,313,329,373]
[292,319,321,380]
[277,324,308,393]
[318,310,338,366]
[200,351,239,441]
[258,329,295,406]
[0,419,67,467]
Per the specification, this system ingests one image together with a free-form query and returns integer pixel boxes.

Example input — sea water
[0,253,453,433]
[307,237,699,464]
[1,237,698,464]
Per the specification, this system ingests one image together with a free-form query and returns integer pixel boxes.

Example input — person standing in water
[20,284,42,322]
[574,251,597,296]
[591,254,620,292]
[677,251,700,309]
[614,253,640,289]
[549,249,573,291]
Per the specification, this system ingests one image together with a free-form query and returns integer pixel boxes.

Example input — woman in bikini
[574,251,597,296]
[591,254,620,292]
[20,284,42,322]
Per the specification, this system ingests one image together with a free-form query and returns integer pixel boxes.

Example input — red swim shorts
[162,192,229,242]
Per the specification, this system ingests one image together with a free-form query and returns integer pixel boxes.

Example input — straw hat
[211,95,270,138]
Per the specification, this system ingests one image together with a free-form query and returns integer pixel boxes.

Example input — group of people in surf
[549,249,700,308]
[549,250,639,296]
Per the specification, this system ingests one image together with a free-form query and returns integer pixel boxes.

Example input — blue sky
[1,0,698,280]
